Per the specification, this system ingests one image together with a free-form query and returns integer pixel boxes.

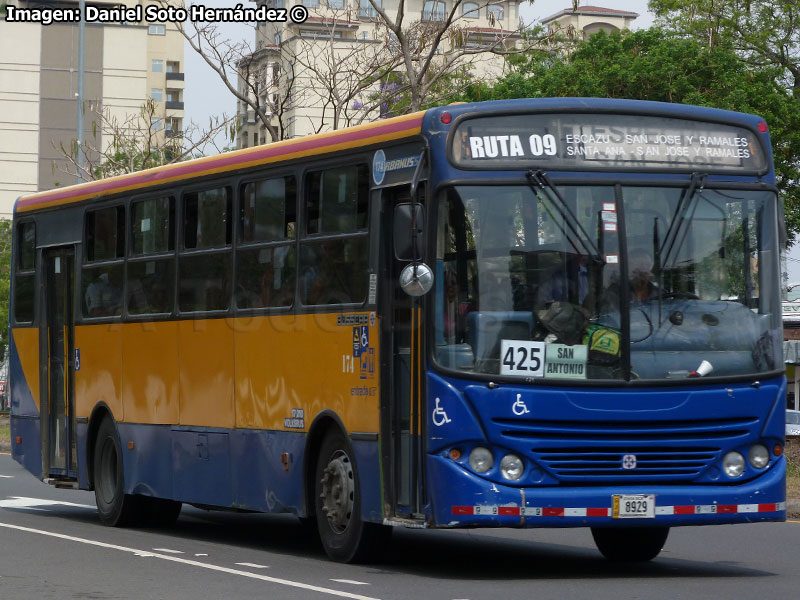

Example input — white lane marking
[195,553,208,557]
[330,580,370,586]
[153,548,184,554]
[0,521,381,600]
[0,497,94,510]
[0,475,14,478]
[236,562,269,569]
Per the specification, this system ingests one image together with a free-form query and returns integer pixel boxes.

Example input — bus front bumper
[426,454,787,528]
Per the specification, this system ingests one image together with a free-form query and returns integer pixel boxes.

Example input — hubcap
[319,450,354,534]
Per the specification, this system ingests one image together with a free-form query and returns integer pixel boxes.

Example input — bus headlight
[722,451,745,478]
[469,447,494,473]
[499,454,524,480]
[748,445,769,469]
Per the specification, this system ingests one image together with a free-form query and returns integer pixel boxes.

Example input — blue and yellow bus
[9,98,786,562]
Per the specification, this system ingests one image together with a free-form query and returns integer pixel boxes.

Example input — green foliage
[0,220,11,363]
[465,27,800,240]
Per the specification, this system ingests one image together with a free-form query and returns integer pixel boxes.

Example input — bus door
[40,247,77,480]
[380,186,424,521]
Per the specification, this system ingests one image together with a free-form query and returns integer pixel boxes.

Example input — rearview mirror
[393,203,425,261]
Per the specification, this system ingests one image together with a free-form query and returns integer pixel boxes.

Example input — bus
[9,98,786,563]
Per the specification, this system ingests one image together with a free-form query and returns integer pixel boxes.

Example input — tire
[314,429,391,562]
[93,417,141,527]
[591,526,670,562]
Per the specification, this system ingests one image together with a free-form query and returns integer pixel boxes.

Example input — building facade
[236,1,638,147]
[237,0,526,145]
[0,0,184,218]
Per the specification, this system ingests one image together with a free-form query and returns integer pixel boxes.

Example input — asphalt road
[1,452,798,600]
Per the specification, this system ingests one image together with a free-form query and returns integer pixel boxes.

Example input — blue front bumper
[427,453,787,528]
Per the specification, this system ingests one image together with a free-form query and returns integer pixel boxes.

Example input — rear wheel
[591,526,670,562]
[314,430,390,562]
[93,417,141,526]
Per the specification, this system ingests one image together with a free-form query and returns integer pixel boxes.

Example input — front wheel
[314,430,390,562]
[591,526,669,562]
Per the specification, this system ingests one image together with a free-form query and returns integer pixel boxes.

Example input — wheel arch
[86,402,115,491]
[302,410,349,519]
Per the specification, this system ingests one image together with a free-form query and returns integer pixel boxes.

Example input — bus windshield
[434,185,781,381]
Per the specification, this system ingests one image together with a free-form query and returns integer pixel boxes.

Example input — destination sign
[450,113,766,172]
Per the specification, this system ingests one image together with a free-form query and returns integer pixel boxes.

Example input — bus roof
[16,110,425,215]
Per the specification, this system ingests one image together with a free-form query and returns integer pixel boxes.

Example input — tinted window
[82,265,123,318]
[183,187,232,249]
[18,222,36,270]
[241,176,296,243]
[179,253,231,312]
[236,246,296,309]
[86,206,124,261]
[127,260,174,315]
[300,238,368,305]
[14,273,35,323]
[132,196,174,255]
[306,165,368,234]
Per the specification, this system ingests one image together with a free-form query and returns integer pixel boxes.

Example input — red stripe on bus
[716,505,738,513]
[542,507,564,517]
[498,506,520,516]
[673,505,695,514]
[587,508,609,517]
[758,503,778,512]
[452,506,474,515]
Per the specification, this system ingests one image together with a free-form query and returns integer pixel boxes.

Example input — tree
[57,99,234,182]
[648,0,800,97]
[172,0,548,143]
[466,27,800,239]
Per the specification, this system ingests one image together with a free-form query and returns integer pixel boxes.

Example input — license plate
[613,494,655,518]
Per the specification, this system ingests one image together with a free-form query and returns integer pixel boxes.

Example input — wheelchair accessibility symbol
[512,394,530,416]
[432,397,452,427]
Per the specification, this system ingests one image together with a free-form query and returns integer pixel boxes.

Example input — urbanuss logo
[373,149,386,185]
[622,454,637,470]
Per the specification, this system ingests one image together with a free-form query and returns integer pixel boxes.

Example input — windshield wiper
[526,170,604,264]
[660,172,707,269]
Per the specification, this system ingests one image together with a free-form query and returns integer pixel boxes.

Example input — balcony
[166,71,185,81]
[166,101,184,110]
[165,130,183,138]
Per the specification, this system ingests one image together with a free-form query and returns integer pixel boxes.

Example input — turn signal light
[15,436,21,445]
[128,441,135,450]
[449,448,462,460]
[441,111,452,124]
[773,444,783,457]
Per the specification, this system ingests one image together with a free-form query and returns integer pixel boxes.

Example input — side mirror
[393,203,424,261]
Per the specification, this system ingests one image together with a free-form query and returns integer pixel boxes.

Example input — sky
[181,0,800,284]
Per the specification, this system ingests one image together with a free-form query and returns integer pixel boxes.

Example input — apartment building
[236,2,638,146]
[540,4,638,38]
[0,0,185,218]
[237,0,525,145]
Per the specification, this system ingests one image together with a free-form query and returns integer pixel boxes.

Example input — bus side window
[82,206,124,318]
[13,221,36,323]
[180,187,233,312]
[301,165,369,306]
[236,176,297,309]
[128,196,175,315]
